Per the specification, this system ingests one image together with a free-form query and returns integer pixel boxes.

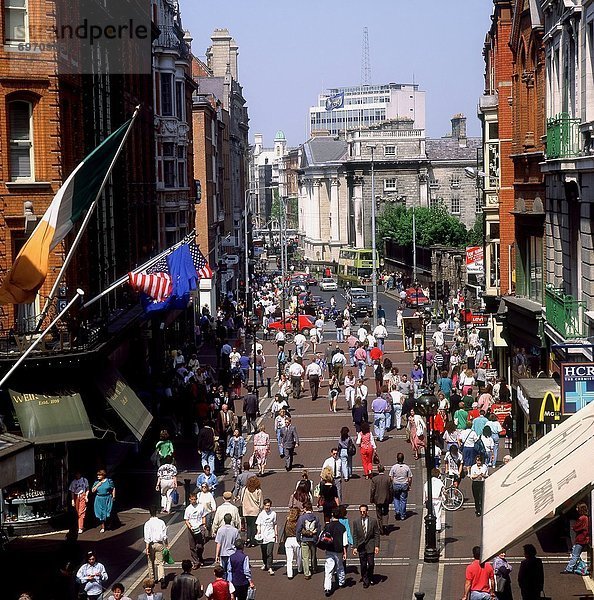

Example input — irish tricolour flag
[0,116,135,305]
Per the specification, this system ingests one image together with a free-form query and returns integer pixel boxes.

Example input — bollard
[267,377,272,398]
[184,478,192,507]
[288,349,292,361]
[414,593,425,600]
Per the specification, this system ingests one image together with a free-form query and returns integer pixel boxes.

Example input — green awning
[10,390,95,443]
[96,369,152,441]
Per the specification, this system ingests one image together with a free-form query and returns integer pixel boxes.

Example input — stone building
[152,0,196,249]
[297,116,481,265]
[297,132,348,263]
[540,0,594,357]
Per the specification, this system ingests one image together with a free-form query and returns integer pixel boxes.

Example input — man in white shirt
[305,358,323,401]
[275,330,286,349]
[184,492,207,569]
[288,358,305,399]
[229,348,241,369]
[144,506,168,584]
[357,326,368,343]
[331,349,347,383]
[315,317,325,342]
[294,332,307,357]
[432,329,445,349]
[372,324,388,352]
[321,448,343,502]
[423,468,444,531]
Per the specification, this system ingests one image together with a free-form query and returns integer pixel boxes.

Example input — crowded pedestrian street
[5,275,592,600]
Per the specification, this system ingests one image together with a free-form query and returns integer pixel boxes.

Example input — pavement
[7,289,594,600]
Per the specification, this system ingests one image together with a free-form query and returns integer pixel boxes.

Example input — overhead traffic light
[428,281,436,299]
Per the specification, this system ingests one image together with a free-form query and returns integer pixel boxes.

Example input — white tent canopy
[481,398,594,561]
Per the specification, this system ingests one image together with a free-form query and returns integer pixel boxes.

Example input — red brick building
[480,0,515,299]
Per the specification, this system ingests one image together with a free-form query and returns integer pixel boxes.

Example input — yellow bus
[337,248,379,287]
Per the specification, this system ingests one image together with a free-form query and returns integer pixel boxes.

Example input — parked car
[349,287,373,316]
[267,314,316,335]
[306,274,318,286]
[404,287,431,307]
[319,277,338,291]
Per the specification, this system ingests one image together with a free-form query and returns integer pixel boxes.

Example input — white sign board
[466,246,484,275]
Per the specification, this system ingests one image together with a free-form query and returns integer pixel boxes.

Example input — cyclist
[442,443,463,488]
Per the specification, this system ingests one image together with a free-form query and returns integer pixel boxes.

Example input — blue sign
[561,362,594,414]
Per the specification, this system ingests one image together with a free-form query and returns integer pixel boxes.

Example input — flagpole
[82,231,196,310]
[35,106,141,331]
[0,289,84,389]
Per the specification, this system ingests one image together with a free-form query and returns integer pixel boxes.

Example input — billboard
[466,246,484,275]
[561,362,594,414]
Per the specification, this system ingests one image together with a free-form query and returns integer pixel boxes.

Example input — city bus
[337,248,379,287]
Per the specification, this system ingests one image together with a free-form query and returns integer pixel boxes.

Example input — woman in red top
[562,503,590,574]
[355,421,377,479]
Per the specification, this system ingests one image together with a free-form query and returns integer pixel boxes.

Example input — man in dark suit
[351,504,380,588]
[137,578,164,600]
[216,403,237,453]
[279,415,300,471]
[369,464,393,535]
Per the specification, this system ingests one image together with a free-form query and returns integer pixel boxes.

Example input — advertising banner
[466,245,484,275]
[561,362,594,414]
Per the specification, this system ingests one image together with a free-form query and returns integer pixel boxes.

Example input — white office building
[309,83,426,137]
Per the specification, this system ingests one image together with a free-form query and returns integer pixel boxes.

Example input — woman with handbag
[492,550,513,599]
[356,421,377,479]
[337,426,356,481]
[318,467,339,523]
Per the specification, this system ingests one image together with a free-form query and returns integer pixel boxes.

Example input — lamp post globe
[416,392,440,563]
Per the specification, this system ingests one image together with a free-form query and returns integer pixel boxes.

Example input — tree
[468,214,485,246]
[378,203,470,249]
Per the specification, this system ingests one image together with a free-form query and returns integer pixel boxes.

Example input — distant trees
[377,203,478,250]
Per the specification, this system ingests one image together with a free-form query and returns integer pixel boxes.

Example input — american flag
[128,271,172,302]
[146,240,212,279]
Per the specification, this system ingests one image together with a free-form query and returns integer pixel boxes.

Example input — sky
[183,0,494,148]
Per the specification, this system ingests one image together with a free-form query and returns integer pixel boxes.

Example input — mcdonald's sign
[528,390,565,424]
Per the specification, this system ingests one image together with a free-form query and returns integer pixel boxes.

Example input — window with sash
[9,100,34,181]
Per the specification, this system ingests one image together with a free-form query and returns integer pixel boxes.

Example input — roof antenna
[361,27,371,86]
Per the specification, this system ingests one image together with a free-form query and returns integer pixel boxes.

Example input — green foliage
[468,214,485,246]
[377,203,471,249]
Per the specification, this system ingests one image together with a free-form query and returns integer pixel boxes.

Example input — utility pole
[369,144,378,329]
[412,204,417,283]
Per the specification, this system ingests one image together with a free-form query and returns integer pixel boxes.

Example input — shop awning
[517,378,563,424]
[0,433,34,488]
[10,390,95,444]
[96,369,152,441]
[481,397,594,561]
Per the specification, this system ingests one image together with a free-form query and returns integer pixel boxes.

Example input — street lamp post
[416,392,440,563]
[368,144,378,329]
[421,309,431,387]
[250,314,259,395]
[244,189,253,322]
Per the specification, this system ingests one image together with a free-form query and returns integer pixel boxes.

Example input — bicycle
[441,474,464,511]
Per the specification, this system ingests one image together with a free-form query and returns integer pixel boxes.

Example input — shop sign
[528,391,565,424]
[561,362,594,414]
[466,245,484,275]
[490,402,512,430]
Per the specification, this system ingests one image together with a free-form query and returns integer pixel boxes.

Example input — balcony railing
[546,113,581,159]
[545,285,586,339]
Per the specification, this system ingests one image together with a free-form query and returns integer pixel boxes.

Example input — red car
[404,287,431,308]
[267,314,316,335]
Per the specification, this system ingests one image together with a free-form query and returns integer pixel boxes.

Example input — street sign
[466,246,484,275]
[223,254,239,266]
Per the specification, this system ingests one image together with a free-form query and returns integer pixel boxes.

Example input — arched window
[4,0,28,43]
[8,99,34,181]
